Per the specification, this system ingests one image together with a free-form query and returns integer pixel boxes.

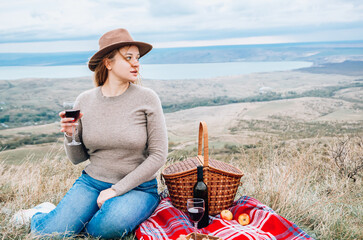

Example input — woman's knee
[30,211,86,237]
[86,213,135,239]
[86,189,159,238]
[86,198,158,238]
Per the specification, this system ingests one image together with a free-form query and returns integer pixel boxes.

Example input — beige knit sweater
[64,83,168,196]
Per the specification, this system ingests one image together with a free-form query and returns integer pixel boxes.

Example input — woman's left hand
[97,188,117,208]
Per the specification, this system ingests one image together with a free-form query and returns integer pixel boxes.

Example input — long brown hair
[93,49,118,87]
[93,45,142,87]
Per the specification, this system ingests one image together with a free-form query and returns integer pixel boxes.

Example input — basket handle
[197,121,209,167]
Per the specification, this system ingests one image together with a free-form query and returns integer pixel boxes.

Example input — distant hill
[1,41,362,66]
[142,41,363,65]
[0,70,361,129]
[298,60,363,76]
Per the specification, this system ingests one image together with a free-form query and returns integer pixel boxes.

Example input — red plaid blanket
[136,195,314,240]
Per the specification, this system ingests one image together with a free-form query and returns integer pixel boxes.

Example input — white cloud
[188,0,363,30]
[0,0,147,40]
[0,40,97,53]
[0,0,362,47]
[148,0,196,17]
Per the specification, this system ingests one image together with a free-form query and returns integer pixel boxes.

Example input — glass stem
[194,221,198,232]
[72,125,75,142]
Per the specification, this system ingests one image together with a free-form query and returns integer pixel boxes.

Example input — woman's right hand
[59,111,83,136]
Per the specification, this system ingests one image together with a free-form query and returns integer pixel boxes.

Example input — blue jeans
[31,171,159,239]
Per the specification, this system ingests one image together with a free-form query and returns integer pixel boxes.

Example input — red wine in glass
[63,101,81,146]
[188,207,204,222]
[65,110,80,122]
[187,198,205,232]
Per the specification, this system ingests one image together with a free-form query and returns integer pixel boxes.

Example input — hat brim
[88,41,152,71]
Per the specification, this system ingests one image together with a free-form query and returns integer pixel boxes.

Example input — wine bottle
[193,165,209,228]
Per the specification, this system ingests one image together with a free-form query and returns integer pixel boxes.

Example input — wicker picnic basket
[162,121,243,215]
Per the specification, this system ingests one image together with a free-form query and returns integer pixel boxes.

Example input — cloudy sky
[0,0,362,52]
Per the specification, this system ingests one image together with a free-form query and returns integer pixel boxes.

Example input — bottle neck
[197,166,203,181]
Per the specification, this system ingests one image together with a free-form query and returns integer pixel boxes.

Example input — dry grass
[1,136,362,239]
[236,137,362,240]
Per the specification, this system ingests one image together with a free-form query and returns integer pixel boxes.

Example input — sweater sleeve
[64,96,90,165]
[111,90,168,196]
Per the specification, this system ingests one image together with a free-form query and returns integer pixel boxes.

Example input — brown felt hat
[88,28,152,71]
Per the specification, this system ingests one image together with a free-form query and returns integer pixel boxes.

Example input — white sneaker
[10,202,56,226]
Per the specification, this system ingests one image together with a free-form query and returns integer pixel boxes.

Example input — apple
[238,213,250,226]
[220,210,233,220]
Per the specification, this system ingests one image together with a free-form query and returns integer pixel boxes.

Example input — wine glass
[187,198,205,232]
[63,101,81,146]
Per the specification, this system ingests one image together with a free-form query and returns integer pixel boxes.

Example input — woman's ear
[103,58,112,71]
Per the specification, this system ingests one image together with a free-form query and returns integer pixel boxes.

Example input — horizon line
[0,39,363,54]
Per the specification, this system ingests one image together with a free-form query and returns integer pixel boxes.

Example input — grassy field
[0,70,362,239]
[1,100,362,239]
[0,142,64,165]
[0,134,362,239]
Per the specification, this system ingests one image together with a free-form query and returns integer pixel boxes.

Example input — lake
[0,61,312,80]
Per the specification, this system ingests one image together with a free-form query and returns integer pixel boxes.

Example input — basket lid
[162,157,243,177]
[207,158,243,176]
[163,158,200,176]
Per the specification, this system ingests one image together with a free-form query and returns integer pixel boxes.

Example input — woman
[30,28,168,238]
